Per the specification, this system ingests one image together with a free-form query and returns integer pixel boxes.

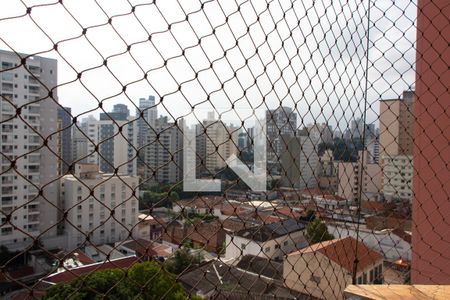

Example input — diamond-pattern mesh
[0,0,448,299]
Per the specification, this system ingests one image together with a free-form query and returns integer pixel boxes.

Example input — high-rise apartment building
[60,164,139,250]
[379,90,415,200]
[307,123,334,145]
[198,112,238,172]
[57,106,72,175]
[337,151,382,202]
[72,123,88,164]
[383,155,413,201]
[144,116,183,185]
[379,91,415,159]
[280,133,319,190]
[0,50,59,249]
[266,107,297,164]
[136,96,157,149]
[76,106,138,176]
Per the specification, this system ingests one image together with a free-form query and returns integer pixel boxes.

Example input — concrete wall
[412,0,450,284]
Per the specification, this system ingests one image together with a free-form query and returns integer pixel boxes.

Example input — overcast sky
[0,0,416,129]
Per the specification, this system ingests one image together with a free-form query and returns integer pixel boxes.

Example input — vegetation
[43,261,194,300]
[139,190,179,209]
[164,247,203,275]
[305,218,334,245]
[318,138,365,162]
[182,212,217,224]
[298,210,316,223]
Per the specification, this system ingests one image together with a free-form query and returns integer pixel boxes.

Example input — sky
[0,0,417,129]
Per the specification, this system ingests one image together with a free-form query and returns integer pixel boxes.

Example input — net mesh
[0,0,448,299]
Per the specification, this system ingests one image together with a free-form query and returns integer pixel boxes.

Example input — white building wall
[225,231,308,261]
[0,50,59,249]
[61,172,139,250]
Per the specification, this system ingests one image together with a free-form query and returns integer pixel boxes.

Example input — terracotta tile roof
[43,256,139,284]
[289,237,383,273]
[361,201,387,211]
[162,220,226,252]
[255,213,284,224]
[122,239,172,257]
[274,206,303,219]
[69,250,96,265]
[175,196,225,210]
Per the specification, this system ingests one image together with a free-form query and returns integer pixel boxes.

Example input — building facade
[144,116,183,185]
[57,106,72,175]
[382,154,413,201]
[280,134,319,190]
[0,50,59,249]
[337,151,382,202]
[266,107,297,166]
[284,237,384,300]
[60,164,139,250]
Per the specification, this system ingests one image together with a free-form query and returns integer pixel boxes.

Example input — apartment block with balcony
[60,164,139,250]
[383,155,413,202]
[143,116,183,185]
[0,50,59,250]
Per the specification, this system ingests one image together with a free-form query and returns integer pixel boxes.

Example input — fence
[0,0,448,299]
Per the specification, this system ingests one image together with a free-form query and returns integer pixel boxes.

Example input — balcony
[1,187,13,195]
[28,66,41,77]
[28,85,40,95]
[1,83,13,92]
[1,72,14,81]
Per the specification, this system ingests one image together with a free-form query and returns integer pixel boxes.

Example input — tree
[305,218,334,245]
[164,248,203,275]
[43,261,194,300]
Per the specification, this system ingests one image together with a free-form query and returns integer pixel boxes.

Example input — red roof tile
[289,237,383,273]
[43,256,139,284]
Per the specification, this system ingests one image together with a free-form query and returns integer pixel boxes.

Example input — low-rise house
[41,256,139,285]
[116,239,172,260]
[327,224,411,261]
[178,260,314,299]
[172,196,225,215]
[284,236,384,300]
[133,213,165,241]
[162,220,226,253]
[235,255,283,281]
[225,219,308,261]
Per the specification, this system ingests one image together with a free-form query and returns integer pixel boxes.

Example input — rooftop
[178,260,315,299]
[42,256,139,284]
[235,255,283,280]
[289,236,383,273]
[235,218,306,242]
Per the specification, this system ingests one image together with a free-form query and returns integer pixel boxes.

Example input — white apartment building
[382,154,413,201]
[0,50,59,249]
[78,113,138,176]
[225,219,308,261]
[60,164,139,250]
[202,112,238,171]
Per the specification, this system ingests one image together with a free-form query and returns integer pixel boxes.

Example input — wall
[412,0,450,284]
